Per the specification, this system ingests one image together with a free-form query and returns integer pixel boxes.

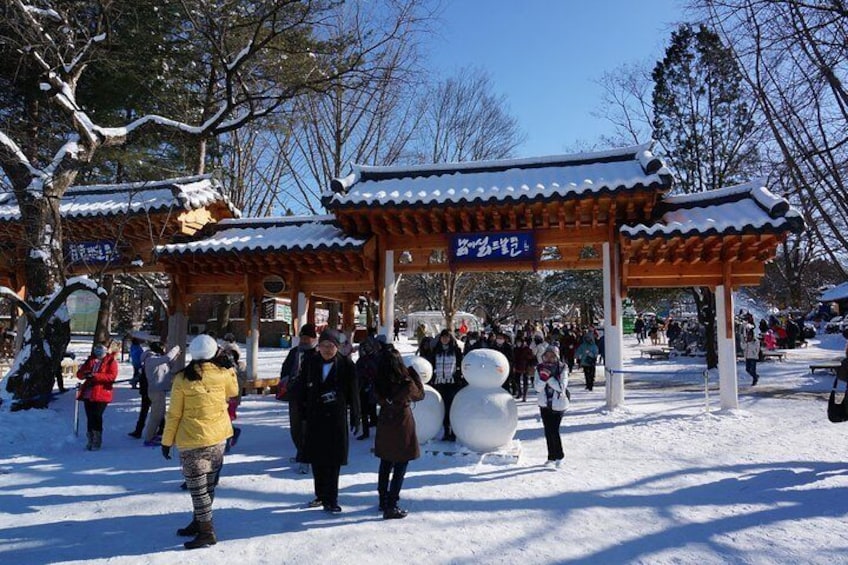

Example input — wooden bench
[762,350,787,362]
[247,377,280,395]
[810,362,842,375]
[640,347,671,360]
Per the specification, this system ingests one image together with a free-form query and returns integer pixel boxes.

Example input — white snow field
[1,333,847,564]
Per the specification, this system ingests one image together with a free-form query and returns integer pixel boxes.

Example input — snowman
[450,349,518,452]
[405,355,444,444]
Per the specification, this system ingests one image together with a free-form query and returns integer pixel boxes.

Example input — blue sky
[425,0,687,157]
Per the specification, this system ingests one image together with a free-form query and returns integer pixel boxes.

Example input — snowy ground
[2,333,847,565]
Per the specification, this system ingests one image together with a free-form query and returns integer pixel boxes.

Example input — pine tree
[651,24,761,368]
[652,24,760,194]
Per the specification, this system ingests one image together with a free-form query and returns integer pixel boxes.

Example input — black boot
[177,519,199,537]
[383,506,408,519]
[356,429,370,440]
[91,431,102,451]
[184,521,216,549]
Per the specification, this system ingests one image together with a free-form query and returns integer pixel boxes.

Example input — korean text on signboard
[451,232,534,263]
[67,241,121,265]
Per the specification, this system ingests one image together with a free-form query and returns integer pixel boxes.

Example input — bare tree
[595,62,656,145]
[400,68,525,330]
[280,0,436,213]
[0,0,420,408]
[698,0,847,273]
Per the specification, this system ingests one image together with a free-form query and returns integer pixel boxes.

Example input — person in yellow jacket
[161,334,238,550]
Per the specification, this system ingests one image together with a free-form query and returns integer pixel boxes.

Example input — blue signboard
[66,241,121,265]
[450,232,535,264]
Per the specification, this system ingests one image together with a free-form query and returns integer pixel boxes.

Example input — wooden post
[381,249,395,341]
[291,290,309,347]
[342,294,356,337]
[244,276,261,381]
[12,275,25,355]
[167,274,189,368]
[716,264,738,409]
[603,241,624,408]
[307,297,315,328]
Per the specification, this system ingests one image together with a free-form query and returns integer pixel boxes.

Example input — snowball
[412,384,444,444]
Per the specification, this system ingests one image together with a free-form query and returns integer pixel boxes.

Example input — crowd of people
[71,319,606,549]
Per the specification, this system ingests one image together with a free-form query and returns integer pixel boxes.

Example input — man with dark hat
[278,322,318,473]
[296,328,360,513]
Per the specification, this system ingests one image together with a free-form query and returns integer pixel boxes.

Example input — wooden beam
[626,274,763,288]
[722,261,733,338]
[627,261,764,280]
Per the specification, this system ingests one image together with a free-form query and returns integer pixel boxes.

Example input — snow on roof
[620,181,805,239]
[0,175,240,222]
[820,282,848,302]
[324,143,671,208]
[156,216,367,256]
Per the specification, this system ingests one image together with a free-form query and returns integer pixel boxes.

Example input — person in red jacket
[76,343,118,451]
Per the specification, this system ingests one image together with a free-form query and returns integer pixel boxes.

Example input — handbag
[827,377,848,423]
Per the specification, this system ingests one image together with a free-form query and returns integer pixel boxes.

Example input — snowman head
[461,349,510,388]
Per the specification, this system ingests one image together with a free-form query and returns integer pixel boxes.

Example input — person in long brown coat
[374,345,424,519]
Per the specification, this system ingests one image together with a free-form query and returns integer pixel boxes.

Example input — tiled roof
[0,175,240,221]
[156,215,367,256]
[820,282,848,302]
[324,142,671,208]
[620,182,805,239]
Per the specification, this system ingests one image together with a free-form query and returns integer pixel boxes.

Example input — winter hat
[543,344,560,358]
[439,329,452,338]
[189,334,219,361]
[299,323,317,338]
[319,328,341,347]
[92,344,107,359]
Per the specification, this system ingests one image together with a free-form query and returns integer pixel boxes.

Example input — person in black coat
[278,323,318,473]
[296,329,361,513]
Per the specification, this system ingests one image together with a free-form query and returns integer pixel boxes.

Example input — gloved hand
[161,445,172,460]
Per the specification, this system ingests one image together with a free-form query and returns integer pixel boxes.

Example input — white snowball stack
[450,349,518,451]
[405,355,444,444]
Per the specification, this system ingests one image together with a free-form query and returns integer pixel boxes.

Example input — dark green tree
[652,24,761,194]
[651,24,762,368]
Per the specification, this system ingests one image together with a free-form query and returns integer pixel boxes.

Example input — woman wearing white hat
[161,334,238,549]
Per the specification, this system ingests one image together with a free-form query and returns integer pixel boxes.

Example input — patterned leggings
[180,443,225,523]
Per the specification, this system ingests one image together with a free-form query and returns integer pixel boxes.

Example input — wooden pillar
[12,275,26,355]
[307,297,316,328]
[342,294,356,336]
[328,302,340,329]
[166,274,189,368]
[716,264,738,409]
[380,249,395,340]
[244,277,261,380]
[291,290,309,347]
[603,241,625,408]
